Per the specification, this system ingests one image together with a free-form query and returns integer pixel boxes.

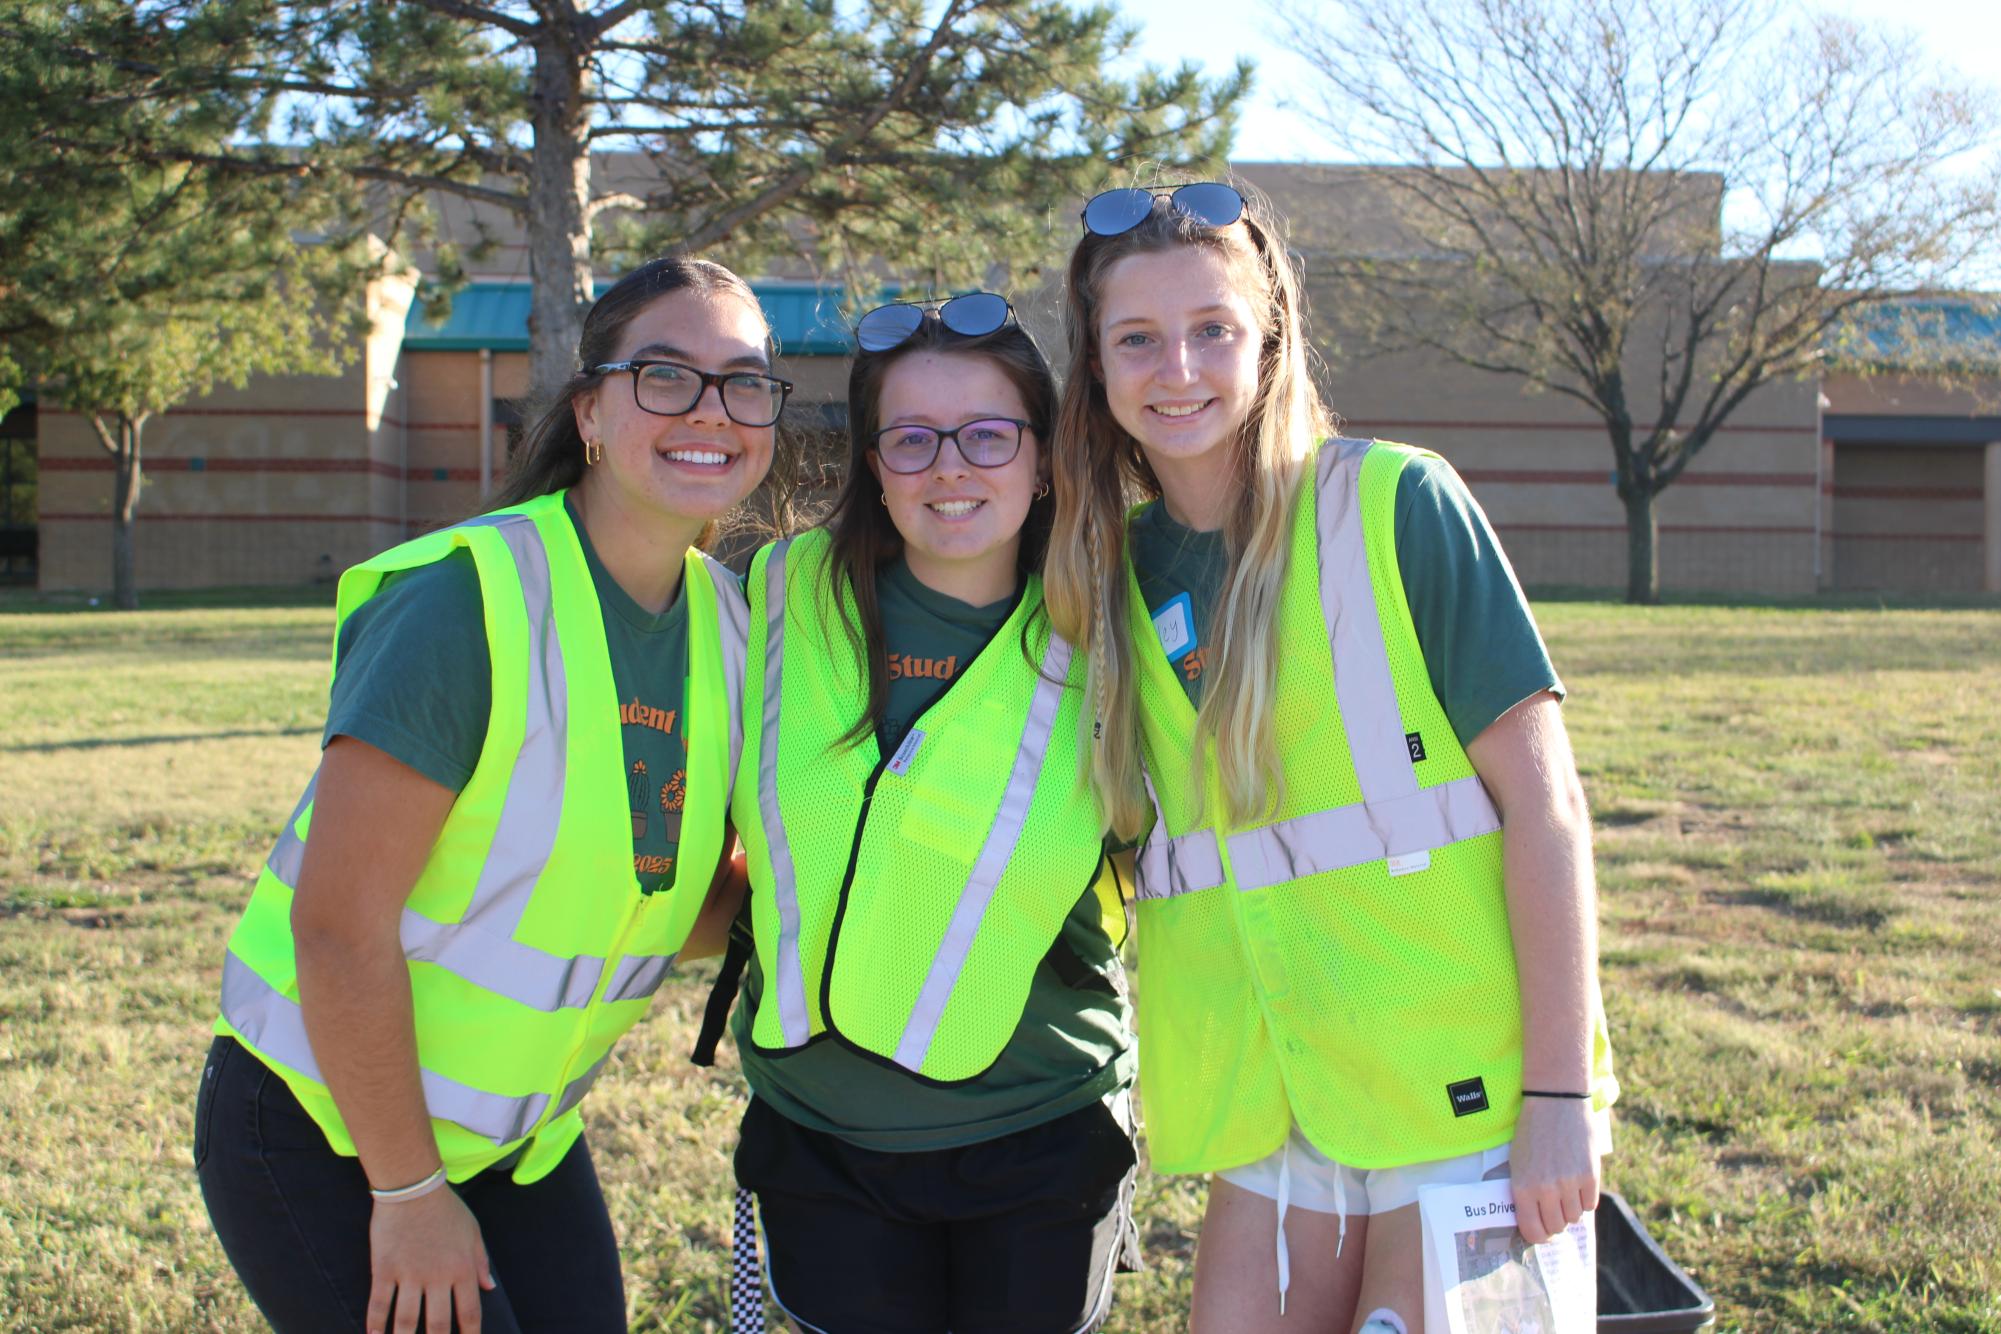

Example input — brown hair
[493,257,771,523]
[823,315,1059,748]
[1044,176,1332,837]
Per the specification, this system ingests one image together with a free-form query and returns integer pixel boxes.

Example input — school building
[10,162,1999,596]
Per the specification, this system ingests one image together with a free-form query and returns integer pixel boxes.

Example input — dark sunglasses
[855,292,1015,352]
[1081,182,1245,237]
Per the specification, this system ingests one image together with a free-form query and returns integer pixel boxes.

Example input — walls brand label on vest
[1447,1077,1490,1117]
[1405,731,1427,763]
[887,728,926,776]
[1386,850,1431,877]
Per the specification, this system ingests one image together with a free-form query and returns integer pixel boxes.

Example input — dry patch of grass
[2,601,1999,1331]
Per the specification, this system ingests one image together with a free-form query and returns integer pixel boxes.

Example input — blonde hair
[1044,177,1331,838]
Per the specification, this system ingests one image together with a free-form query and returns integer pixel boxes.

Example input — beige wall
[36,359,389,591]
[1319,347,1822,594]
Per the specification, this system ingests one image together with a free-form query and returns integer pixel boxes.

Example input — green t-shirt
[325,494,694,896]
[734,556,1136,1152]
[1129,452,1563,745]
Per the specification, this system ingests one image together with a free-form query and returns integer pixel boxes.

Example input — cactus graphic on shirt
[629,760,649,839]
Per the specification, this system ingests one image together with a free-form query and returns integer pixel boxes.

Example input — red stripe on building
[1832,530,1982,544]
[1461,468,1814,488]
[40,512,408,525]
[1831,484,1985,501]
[41,407,368,420]
[1345,419,1820,436]
[41,457,483,482]
[40,457,401,477]
[41,407,494,432]
[1493,522,1817,536]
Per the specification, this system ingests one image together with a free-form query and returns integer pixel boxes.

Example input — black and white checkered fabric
[730,1185,767,1334]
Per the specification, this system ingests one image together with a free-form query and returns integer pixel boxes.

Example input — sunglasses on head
[1080,182,1246,237]
[855,292,1015,353]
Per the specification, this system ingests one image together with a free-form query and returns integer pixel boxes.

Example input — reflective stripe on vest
[891,632,1073,1073]
[753,537,813,1048]
[248,512,680,1014]
[221,954,608,1145]
[703,551,750,787]
[1135,441,1500,900]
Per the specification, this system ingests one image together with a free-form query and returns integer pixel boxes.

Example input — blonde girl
[1045,180,1616,1334]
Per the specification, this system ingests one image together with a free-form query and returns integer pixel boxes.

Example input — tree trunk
[1622,485,1659,605]
[525,26,595,406]
[109,412,143,611]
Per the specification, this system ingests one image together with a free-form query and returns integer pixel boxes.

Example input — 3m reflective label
[886,728,926,776]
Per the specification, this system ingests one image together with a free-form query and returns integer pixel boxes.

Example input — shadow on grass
[0,583,337,614]
[1527,584,2001,611]
[2,725,319,754]
[1709,887,1893,932]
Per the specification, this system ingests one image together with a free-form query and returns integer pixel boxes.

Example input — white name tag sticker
[1151,592,1197,663]
[1386,850,1431,877]
[886,728,926,776]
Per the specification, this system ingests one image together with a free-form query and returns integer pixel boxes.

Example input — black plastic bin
[1597,1191,1715,1332]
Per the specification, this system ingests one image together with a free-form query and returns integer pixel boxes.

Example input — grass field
[1,595,1998,1332]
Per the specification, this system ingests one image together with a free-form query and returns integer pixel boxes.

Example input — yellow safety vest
[1131,439,1617,1174]
[730,528,1106,1083]
[216,490,747,1183]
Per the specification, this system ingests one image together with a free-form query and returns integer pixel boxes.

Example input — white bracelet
[369,1167,448,1204]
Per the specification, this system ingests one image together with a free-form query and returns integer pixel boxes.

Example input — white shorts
[1217,1107,1613,1217]
[1215,1112,1614,1313]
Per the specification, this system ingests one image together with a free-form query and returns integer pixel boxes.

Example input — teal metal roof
[403,280,851,356]
[1836,296,2001,371]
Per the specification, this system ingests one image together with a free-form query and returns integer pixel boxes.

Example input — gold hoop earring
[584,438,604,465]
[880,492,887,506]
[1035,481,1051,500]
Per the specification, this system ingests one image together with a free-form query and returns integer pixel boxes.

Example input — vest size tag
[1151,592,1197,663]
[1405,731,1427,763]
[1447,1077,1490,1117]
[886,728,926,776]
[1386,849,1431,877]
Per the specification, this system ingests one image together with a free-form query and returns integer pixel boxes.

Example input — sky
[1125,0,2001,163]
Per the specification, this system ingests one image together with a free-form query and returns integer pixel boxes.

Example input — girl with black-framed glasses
[697,295,1140,1334]
[197,256,777,1334]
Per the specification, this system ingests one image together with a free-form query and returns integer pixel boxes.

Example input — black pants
[195,1036,627,1333]
[734,1096,1140,1334]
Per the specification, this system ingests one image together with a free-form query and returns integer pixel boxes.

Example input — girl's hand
[1508,1096,1600,1244]
[366,1185,496,1334]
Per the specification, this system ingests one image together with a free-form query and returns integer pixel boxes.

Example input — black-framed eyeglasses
[590,359,793,428]
[855,292,1015,352]
[872,417,1031,475]
[1081,182,1245,237]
